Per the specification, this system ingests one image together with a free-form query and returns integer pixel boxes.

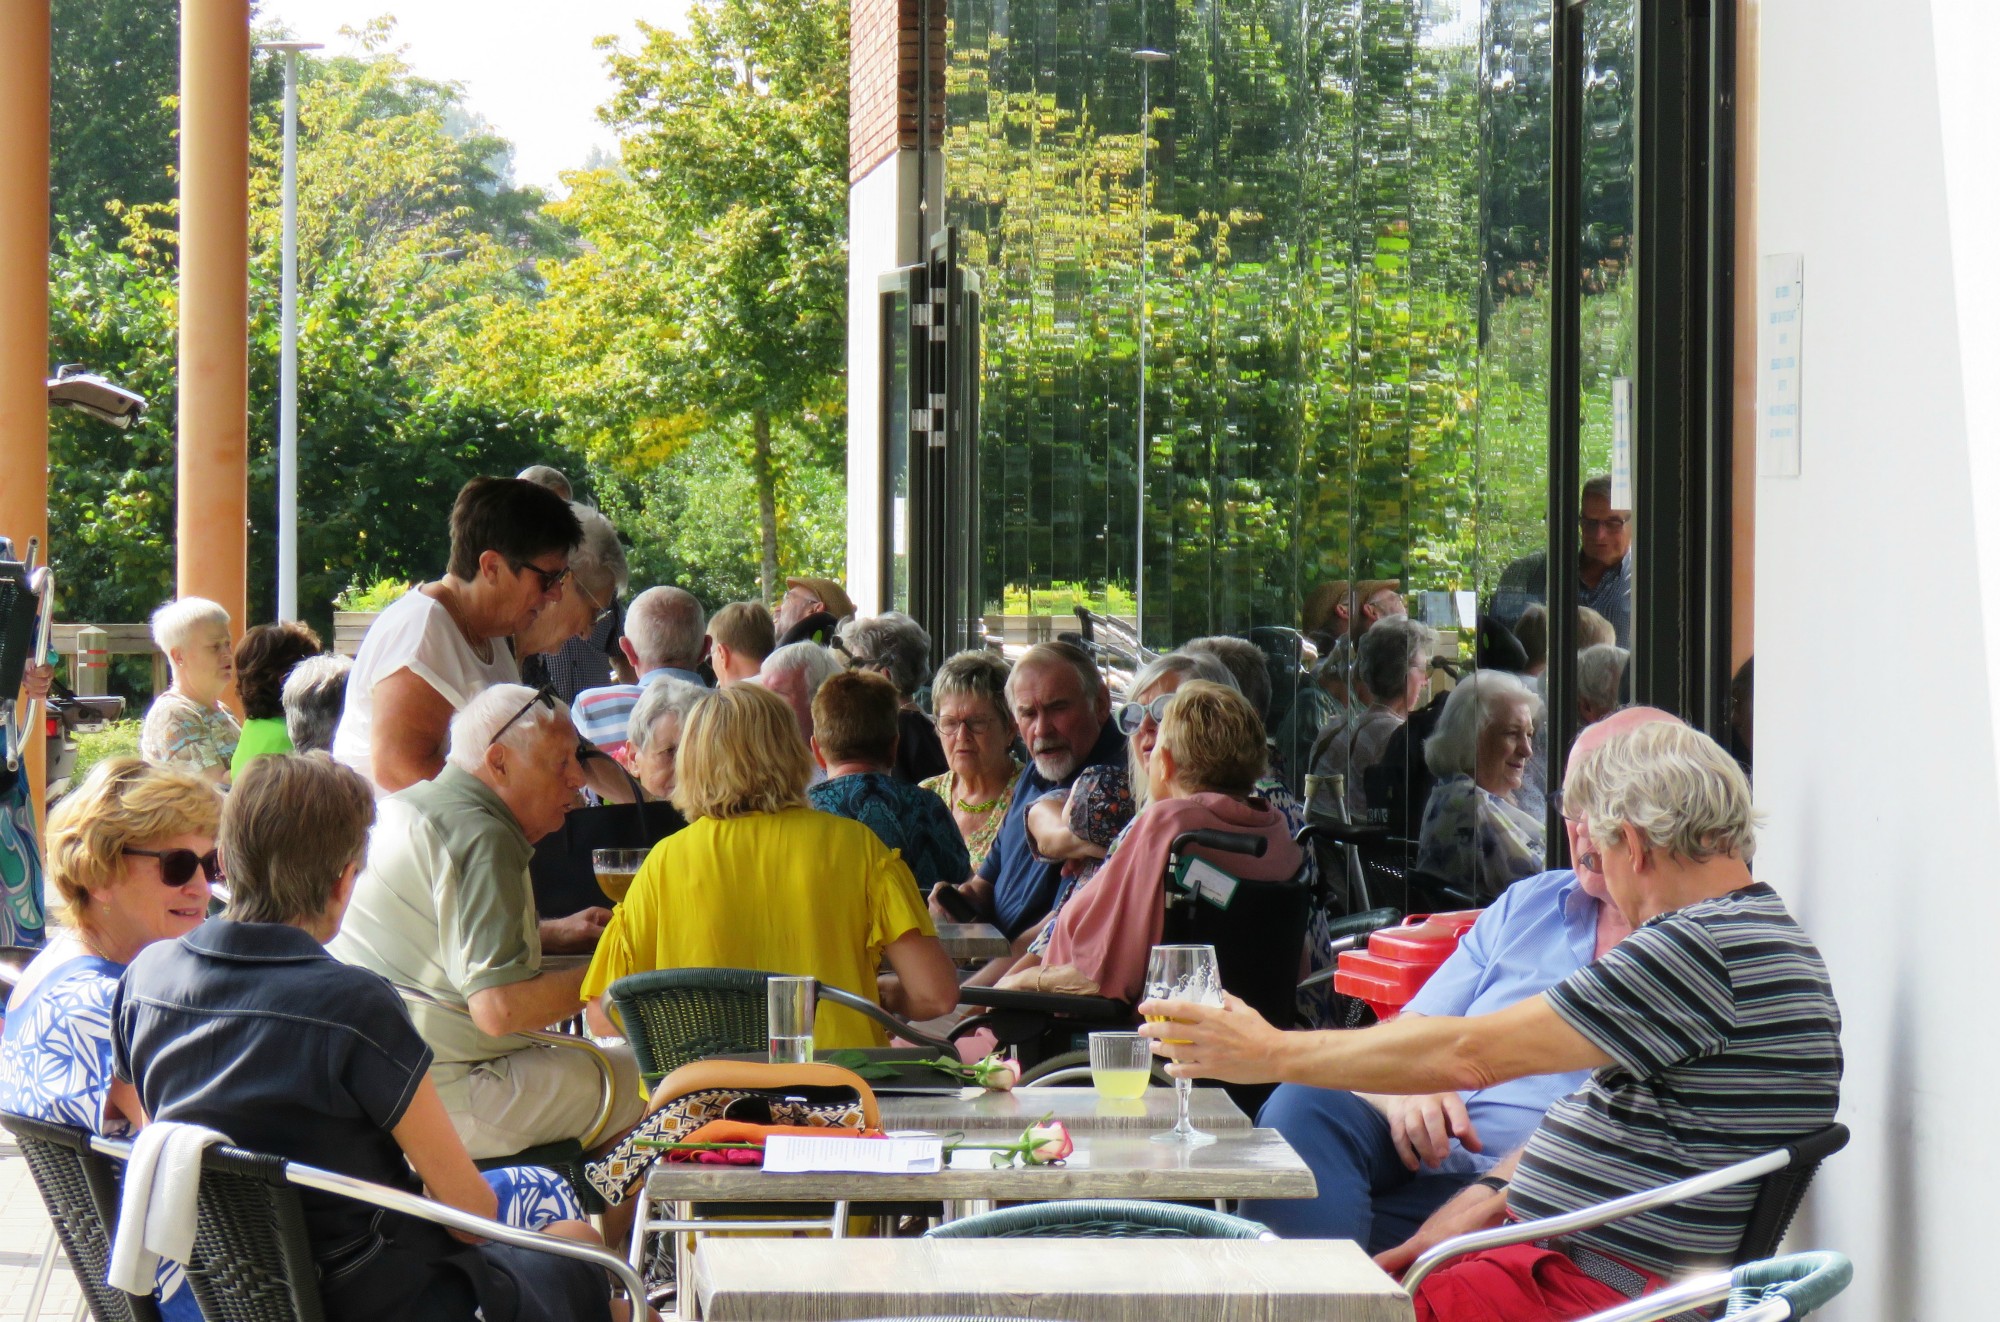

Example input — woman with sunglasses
[0,757,221,1322]
[333,478,583,793]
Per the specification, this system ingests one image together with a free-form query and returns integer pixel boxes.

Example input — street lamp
[256,40,322,623]
[1132,47,1169,646]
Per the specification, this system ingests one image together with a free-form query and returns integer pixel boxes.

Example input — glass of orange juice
[1145,944,1221,1146]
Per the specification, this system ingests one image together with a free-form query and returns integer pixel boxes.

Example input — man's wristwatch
[1471,1174,1511,1194]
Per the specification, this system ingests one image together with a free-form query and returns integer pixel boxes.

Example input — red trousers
[1412,1245,1642,1322]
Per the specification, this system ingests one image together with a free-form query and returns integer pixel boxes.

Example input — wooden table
[881,1084,1250,1133]
[692,1238,1415,1322]
[935,921,1009,960]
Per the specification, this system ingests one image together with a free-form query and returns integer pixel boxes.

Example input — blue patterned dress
[0,726,44,946]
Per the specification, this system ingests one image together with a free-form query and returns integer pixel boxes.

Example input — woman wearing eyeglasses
[516,503,630,703]
[332,478,583,793]
[0,757,220,1322]
[920,650,1023,873]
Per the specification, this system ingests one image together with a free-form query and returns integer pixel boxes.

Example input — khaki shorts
[435,1040,646,1160]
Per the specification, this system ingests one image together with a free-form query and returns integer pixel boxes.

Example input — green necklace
[953,778,1009,815]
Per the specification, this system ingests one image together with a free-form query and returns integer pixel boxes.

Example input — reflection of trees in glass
[944,0,1636,646]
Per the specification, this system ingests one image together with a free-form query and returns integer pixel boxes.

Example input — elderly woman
[0,758,220,1321]
[1002,681,1303,1002]
[920,650,1021,873]
[282,653,354,755]
[333,477,582,793]
[581,684,958,1048]
[807,670,971,893]
[112,755,611,1322]
[140,597,241,783]
[228,620,323,779]
[518,502,631,701]
[623,674,705,802]
[1310,616,1438,821]
[837,610,948,783]
[1415,670,1545,899]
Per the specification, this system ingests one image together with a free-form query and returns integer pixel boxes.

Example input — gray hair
[516,464,572,500]
[1181,636,1271,724]
[627,675,705,756]
[1566,721,1757,864]
[1129,651,1237,702]
[1423,670,1542,778]
[625,586,706,670]
[1577,643,1631,718]
[836,611,934,697]
[281,654,353,754]
[566,502,629,603]
[760,641,842,698]
[150,596,230,655]
[446,682,573,773]
[931,650,1013,729]
[1357,617,1439,707]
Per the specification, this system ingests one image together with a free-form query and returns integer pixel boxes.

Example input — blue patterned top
[809,771,973,894]
[1,934,199,1321]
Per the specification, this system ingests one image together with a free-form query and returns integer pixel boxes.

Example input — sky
[258,0,695,192]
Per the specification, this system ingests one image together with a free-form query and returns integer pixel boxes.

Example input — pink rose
[1022,1121,1074,1164]
[971,1054,1022,1091]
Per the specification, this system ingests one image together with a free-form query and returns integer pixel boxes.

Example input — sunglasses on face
[510,559,572,594]
[490,684,557,749]
[123,847,223,888]
[1114,692,1175,736]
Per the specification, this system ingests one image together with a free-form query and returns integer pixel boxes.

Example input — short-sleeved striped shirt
[1508,881,1841,1275]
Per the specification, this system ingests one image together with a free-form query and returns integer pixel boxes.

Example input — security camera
[46,364,148,429]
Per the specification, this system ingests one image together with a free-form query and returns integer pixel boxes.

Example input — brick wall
[850,0,945,183]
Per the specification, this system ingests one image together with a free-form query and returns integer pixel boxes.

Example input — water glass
[1144,944,1222,1146]
[591,848,648,903]
[767,975,817,1064]
[1088,1032,1152,1100]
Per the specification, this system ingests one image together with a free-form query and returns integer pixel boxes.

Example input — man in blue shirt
[572,586,710,758]
[950,642,1124,940]
[1244,706,1677,1248]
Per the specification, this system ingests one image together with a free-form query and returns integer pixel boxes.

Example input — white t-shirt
[331,590,519,789]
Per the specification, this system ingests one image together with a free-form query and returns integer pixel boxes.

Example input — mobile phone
[933,882,977,923]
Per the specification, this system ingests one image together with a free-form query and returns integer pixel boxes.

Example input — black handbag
[529,763,685,915]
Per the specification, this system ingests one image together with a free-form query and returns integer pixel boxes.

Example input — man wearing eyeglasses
[331,683,646,1160]
[1491,475,1634,646]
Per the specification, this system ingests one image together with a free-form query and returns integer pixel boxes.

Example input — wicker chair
[1570,1251,1852,1322]
[1,1111,161,1322]
[926,1199,1272,1240]
[8,1114,644,1322]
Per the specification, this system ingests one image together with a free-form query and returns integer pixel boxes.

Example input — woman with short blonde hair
[583,681,958,1049]
[141,596,241,783]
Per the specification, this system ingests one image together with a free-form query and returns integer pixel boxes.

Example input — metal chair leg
[22,1225,60,1322]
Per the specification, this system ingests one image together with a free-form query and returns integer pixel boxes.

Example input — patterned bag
[585,1059,879,1205]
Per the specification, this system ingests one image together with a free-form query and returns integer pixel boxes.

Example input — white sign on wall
[1759,253,1806,476]
[1610,376,1634,508]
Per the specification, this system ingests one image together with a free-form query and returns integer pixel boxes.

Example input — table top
[692,1237,1414,1322]
[934,921,1009,959]
[644,1126,1315,1203]
[880,1084,1250,1132]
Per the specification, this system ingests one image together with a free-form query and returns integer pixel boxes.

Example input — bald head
[625,586,707,671]
[1564,706,1682,900]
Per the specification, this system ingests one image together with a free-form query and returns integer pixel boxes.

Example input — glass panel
[881,286,912,613]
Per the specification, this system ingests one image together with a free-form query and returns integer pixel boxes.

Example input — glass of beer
[591,848,648,903]
[1088,1031,1152,1100]
[1145,944,1222,1146]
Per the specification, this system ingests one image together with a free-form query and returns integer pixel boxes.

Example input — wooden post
[73,625,109,696]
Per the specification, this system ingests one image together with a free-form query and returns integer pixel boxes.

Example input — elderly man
[1253,707,1672,1247]
[1493,475,1634,646]
[773,575,855,647]
[1145,721,1841,1319]
[331,683,646,1158]
[950,641,1124,941]
[571,585,709,759]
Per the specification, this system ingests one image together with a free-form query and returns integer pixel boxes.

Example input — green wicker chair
[924,1199,1272,1240]
[1568,1251,1852,1322]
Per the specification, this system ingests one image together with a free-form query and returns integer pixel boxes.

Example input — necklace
[953,775,1009,815]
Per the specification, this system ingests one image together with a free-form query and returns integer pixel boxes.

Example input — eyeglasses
[509,558,572,594]
[937,715,999,739]
[122,847,223,888]
[576,575,614,628]
[1555,800,1605,874]
[1580,515,1630,536]
[1114,692,1174,736]
[489,684,557,748]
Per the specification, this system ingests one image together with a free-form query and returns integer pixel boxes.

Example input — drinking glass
[767,976,817,1064]
[591,848,648,903]
[1088,1031,1152,1100]
[1145,944,1222,1146]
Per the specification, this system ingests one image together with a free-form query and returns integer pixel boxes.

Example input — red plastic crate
[1332,911,1483,1020]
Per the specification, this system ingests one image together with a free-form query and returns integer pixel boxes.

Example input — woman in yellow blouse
[581,682,958,1048]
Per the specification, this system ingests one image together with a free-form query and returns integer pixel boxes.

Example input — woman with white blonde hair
[141,596,241,783]
[1415,669,1546,899]
[580,683,958,1048]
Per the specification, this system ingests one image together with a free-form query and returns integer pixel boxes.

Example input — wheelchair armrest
[816,984,959,1056]
[955,986,1134,1021]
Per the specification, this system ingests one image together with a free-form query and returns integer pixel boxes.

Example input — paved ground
[0,1136,81,1322]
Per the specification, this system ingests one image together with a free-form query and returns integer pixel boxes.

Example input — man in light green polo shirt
[330,682,646,1158]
